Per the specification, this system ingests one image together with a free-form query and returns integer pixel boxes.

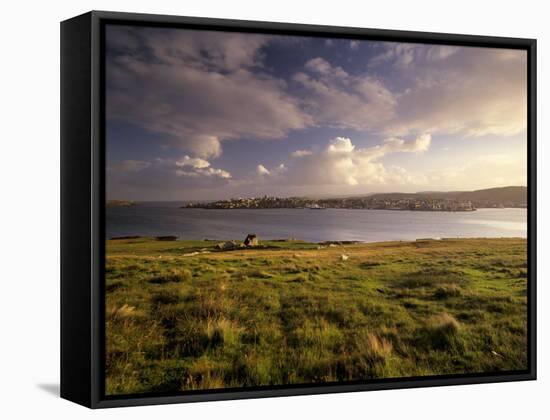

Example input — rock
[156,235,178,241]
[110,235,142,240]
[244,234,259,247]
[341,254,349,261]
[216,241,239,251]
[183,250,211,257]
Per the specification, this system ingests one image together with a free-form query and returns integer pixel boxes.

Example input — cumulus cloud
[290,149,313,158]
[172,155,231,178]
[257,163,287,177]
[327,137,355,153]
[106,26,312,158]
[261,135,431,187]
[256,164,270,176]
[176,167,231,179]
[111,155,231,186]
[176,155,211,169]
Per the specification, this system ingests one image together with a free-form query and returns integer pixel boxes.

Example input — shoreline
[107,235,527,244]
[107,205,527,211]
[179,206,479,212]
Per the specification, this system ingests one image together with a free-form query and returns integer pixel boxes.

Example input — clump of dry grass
[423,313,462,350]
[150,290,180,305]
[431,313,460,332]
[109,304,138,319]
[184,357,226,390]
[205,317,243,347]
[149,269,192,284]
[398,268,466,289]
[434,284,462,299]
[347,330,398,379]
[356,332,393,364]
[292,318,344,351]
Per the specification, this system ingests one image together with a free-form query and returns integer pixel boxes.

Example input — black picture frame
[61,10,537,409]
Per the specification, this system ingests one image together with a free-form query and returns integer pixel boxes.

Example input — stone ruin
[244,234,259,247]
[215,234,259,251]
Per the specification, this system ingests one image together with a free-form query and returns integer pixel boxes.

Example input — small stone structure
[244,234,259,247]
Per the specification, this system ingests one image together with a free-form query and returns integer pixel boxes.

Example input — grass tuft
[149,269,192,284]
[420,313,463,351]
[434,284,462,299]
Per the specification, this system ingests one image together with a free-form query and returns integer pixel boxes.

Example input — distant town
[104,187,526,212]
[182,195,478,211]
[180,186,527,212]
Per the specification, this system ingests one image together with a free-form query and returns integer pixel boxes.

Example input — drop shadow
[37,383,60,397]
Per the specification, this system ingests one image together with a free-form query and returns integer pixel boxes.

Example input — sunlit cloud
[290,150,313,158]
[258,134,431,187]
[256,164,270,176]
[106,27,527,200]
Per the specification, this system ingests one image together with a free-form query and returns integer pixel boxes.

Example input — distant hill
[455,187,527,203]
[369,186,527,206]
[106,200,137,208]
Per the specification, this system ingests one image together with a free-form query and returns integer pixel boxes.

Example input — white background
[1,0,547,418]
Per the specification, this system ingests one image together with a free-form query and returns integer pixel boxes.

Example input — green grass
[105,237,528,395]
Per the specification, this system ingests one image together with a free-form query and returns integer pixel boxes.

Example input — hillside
[369,186,527,206]
[106,200,137,208]
[456,186,527,203]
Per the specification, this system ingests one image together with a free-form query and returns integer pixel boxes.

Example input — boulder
[216,241,239,251]
[156,235,178,241]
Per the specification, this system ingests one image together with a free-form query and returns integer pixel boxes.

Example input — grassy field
[105,237,528,395]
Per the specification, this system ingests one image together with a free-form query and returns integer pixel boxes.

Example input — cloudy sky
[105,25,527,201]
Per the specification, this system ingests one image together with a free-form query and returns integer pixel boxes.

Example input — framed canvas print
[60,11,536,408]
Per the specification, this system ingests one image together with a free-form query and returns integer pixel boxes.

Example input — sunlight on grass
[105,237,528,395]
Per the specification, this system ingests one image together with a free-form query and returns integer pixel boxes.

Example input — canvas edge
[60,11,94,408]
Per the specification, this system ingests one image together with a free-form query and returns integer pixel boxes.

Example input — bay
[106,204,527,243]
